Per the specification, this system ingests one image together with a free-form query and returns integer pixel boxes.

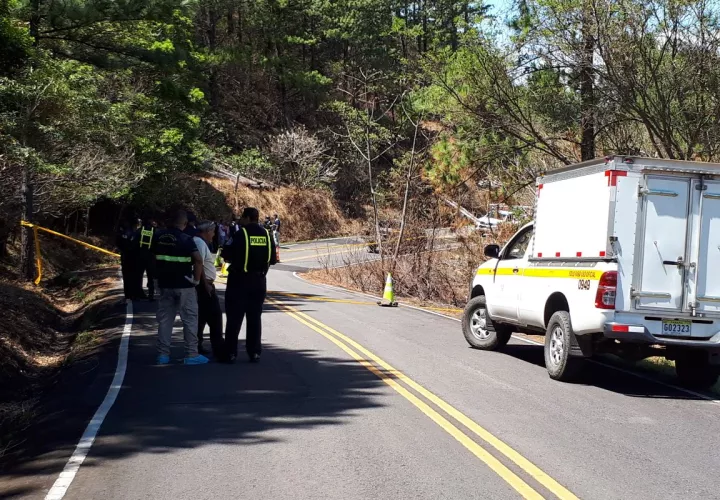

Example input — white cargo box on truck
[536,156,720,319]
[463,156,720,387]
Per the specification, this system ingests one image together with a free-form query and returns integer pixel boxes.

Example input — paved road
[7,238,720,499]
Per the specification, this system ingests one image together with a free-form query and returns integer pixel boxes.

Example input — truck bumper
[605,323,720,350]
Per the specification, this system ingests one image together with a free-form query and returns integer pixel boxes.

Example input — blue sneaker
[156,354,170,365]
[184,354,209,365]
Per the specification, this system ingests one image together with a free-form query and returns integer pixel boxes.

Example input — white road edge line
[291,271,720,405]
[44,300,133,500]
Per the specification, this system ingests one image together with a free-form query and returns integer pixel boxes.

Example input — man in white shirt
[194,221,225,358]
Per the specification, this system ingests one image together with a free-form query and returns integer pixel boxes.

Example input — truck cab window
[503,229,533,260]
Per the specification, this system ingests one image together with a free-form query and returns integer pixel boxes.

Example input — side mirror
[484,244,500,259]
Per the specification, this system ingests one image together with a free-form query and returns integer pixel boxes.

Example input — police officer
[222,207,277,363]
[133,216,156,300]
[116,218,140,300]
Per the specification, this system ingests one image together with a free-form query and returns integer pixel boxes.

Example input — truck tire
[462,296,513,350]
[675,350,719,389]
[544,311,582,381]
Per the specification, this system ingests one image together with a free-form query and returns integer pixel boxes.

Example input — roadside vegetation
[3,0,720,446]
[5,0,720,282]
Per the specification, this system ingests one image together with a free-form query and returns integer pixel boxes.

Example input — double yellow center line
[267,299,578,500]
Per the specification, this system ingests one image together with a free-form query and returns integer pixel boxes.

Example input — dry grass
[0,236,120,461]
[204,177,362,241]
[307,222,521,309]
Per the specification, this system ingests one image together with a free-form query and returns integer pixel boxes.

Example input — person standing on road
[222,207,277,363]
[193,221,225,359]
[217,220,227,248]
[152,210,209,365]
[133,216,156,301]
[116,218,140,300]
[229,218,238,238]
[273,214,281,246]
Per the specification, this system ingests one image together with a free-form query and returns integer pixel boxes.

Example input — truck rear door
[634,175,691,311]
[692,179,720,314]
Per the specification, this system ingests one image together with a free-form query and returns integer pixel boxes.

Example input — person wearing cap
[152,209,208,365]
[221,207,277,363]
[193,221,225,358]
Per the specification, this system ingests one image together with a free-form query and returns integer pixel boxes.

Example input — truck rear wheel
[462,296,512,350]
[675,350,719,389]
[544,311,582,381]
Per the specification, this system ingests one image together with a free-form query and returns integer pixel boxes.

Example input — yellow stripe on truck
[477,267,604,280]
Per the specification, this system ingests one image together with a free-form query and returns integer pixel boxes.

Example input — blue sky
[486,0,515,17]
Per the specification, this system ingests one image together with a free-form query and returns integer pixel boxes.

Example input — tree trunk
[0,219,8,259]
[579,8,595,161]
[392,115,422,270]
[84,205,90,237]
[19,165,35,281]
[113,203,126,234]
[29,0,41,44]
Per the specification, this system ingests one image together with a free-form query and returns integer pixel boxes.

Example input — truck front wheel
[675,350,719,389]
[544,311,582,381]
[462,296,512,350]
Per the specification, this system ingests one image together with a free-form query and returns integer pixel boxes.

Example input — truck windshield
[504,229,533,260]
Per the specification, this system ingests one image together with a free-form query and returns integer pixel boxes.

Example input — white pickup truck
[463,156,720,388]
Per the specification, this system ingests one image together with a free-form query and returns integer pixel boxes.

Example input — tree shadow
[1,303,389,496]
[498,343,713,401]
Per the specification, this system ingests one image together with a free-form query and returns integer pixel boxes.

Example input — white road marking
[291,271,720,405]
[44,300,133,500]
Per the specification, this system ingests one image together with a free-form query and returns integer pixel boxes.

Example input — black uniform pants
[196,282,224,357]
[224,272,267,358]
[136,254,155,298]
[120,254,136,299]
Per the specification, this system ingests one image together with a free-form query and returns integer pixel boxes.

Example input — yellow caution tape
[20,220,119,285]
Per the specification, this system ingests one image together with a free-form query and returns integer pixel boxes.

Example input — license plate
[661,319,692,335]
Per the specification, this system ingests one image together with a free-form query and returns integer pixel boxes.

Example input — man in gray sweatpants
[152,210,209,365]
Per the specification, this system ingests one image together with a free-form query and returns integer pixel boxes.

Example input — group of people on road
[117,208,278,365]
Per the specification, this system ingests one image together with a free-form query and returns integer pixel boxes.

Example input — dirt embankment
[204,177,362,241]
[137,174,362,242]
[0,234,120,464]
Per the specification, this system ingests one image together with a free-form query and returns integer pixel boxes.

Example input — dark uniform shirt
[222,223,277,274]
[152,227,198,288]
[116,227,134,254]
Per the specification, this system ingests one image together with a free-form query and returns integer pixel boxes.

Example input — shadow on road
[2,302,388,496]
[497,343,712,401]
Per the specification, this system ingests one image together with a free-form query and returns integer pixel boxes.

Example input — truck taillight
[595,271,617,309]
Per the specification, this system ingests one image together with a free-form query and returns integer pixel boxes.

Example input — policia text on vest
[222,216,277,363]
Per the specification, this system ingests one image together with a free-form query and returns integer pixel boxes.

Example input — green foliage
[226,148,276,179]
[4,0,720,246]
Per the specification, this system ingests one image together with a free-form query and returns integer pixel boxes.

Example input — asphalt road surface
[6,238,720,499]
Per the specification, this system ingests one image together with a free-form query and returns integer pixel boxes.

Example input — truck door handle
[662,257,685,267]
[513,267,519,274]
